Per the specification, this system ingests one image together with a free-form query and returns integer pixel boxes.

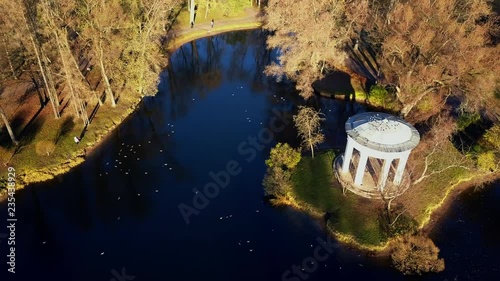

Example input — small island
[263,105,499,274]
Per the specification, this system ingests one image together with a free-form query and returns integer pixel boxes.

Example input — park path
[170,8,263,44]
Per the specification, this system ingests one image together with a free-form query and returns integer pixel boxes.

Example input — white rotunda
[334,112,420,199]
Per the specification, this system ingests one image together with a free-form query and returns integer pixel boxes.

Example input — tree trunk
[25,16,60,119]
[30,74,46,108]
[308,128,314,158]
[44,56,60,107]
[138,37,147,96]
[97,41,116,107]
[2,36,17,79]
[59,26,91,125]
[401,87,436,117]
[0,105,18,145]
[55,30,89,126]
[189,0,195,24]
[205,0,209,19]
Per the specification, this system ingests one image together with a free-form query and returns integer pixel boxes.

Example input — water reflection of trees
[251,30,272,92]
[162,30,277,120]
[223,30,272,91]
[162,34,224,120]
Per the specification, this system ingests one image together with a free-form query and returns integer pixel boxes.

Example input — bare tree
[0,0,61,119]
[1,34,17,79]
[391,235,445,275]
[407,115,472,186]
[189,0,195,25]
[264,0,369,98]
[39,0,90,125]
[78,0,127,107]
[0,105,18,145]
[293,106,324,158]
[371,0,500,122]
[120,0,181,97]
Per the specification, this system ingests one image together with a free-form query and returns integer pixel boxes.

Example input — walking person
[74,136,80,144]
[191,21,194,28]
[211,19,214,28]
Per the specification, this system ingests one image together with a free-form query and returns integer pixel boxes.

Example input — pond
[0,30,499,281]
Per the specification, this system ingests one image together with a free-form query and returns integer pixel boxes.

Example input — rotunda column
[342,137,354,173]
[354,151,368,185]
[378,157,394,191]
[394,151,410,185]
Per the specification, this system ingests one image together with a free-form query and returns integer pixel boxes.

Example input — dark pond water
[1,30,499,281]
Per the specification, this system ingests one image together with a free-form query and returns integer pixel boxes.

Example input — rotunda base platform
[333,153,411,199]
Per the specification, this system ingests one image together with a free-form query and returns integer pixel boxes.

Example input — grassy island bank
[270,138,499,254]
[290,150,389,250]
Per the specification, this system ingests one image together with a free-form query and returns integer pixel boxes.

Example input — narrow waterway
[0,30,498,281]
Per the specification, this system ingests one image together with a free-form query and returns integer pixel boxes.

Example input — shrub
[477,151,497,172]
[456,112,480,131]
[262,167,292,197]
[265,143,301,170]
[263,143,301,202]
[35,141,56,156]
[368,84,388,106]
[379,205,418,238]
[391,235,445,275]
[389,215,418,237]
[483,124,500,150]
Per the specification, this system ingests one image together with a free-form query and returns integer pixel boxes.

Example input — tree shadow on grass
[54,116,75,144]
[12,117,46,156]
[59,98,72,117]
[0,110,29,149]
[15,85,36,104]
[88,101,100,124]
[324,209,341,224]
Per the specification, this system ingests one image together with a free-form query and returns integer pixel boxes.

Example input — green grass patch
[415,94,434,113]
[0,90,141,188]
[174,1,252,29]
[290,150,388,246]
[367,84,398,110]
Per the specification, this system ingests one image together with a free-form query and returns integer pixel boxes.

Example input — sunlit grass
[290,150,388,247]
[0,90,141,188]
[287,143,485,248]
[168,3,261,51]
[168,21,262,52]
[174,0,252,29]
